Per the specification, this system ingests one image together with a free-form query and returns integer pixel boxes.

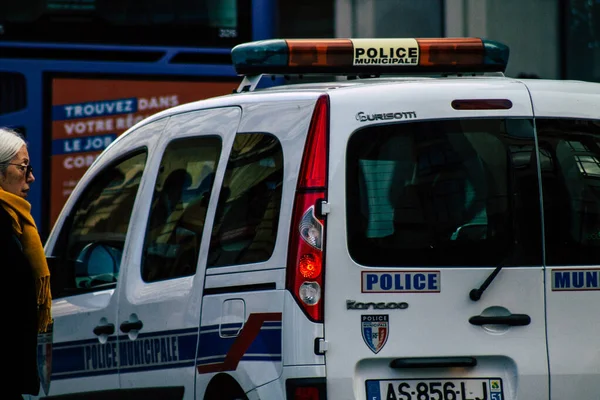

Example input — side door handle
[93,323,115,336]
[469,314,531,326]
[120,320,144,333]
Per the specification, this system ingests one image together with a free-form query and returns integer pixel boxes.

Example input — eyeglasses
[1,163,33,177]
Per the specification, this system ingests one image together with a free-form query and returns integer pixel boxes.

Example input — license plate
[366,378,503,400]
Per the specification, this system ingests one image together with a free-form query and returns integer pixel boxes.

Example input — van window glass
[346,118,543,267]
[207,133,283,267]
[142,136,221,282]
[52,150,147,292]
[537,118,600,265]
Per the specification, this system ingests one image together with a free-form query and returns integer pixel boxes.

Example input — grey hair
[0,128,26,174]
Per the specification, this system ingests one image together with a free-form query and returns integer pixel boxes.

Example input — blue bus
[0,0,275,238]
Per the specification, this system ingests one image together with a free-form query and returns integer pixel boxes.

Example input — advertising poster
[50,77,238,227]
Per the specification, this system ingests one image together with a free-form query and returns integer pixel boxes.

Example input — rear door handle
[120,320,144,333]
[469,314,531,326]
[93,323,115,336]
[390,357,477,369]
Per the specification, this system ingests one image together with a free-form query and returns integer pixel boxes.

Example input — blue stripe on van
[47,316,282,380]
[51,328,198,380]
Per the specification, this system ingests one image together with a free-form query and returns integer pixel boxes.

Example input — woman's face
[0,145,35,198]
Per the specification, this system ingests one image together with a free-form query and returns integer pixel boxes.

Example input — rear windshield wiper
[470,146,519,302]
[469,264,504,301]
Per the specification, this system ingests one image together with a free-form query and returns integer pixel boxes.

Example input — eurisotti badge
[361,315,389,354]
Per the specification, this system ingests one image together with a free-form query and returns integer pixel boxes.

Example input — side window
[207,133,284,268]
[142,136,221,282]
[537,118,600,265]
[52,150,147,291]
[346,118,543,267]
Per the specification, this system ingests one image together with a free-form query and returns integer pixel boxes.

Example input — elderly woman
[0,127,51,398]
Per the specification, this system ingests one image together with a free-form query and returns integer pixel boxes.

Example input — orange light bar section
[417,38,484,66]
[231,37,509,75]
[287,39,353,68]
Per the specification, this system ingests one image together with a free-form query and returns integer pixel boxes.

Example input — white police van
[36,37,600,400]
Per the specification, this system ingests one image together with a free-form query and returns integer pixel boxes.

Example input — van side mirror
[75,242,120,288]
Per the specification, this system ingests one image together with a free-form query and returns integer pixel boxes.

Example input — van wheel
[204,374,248,400]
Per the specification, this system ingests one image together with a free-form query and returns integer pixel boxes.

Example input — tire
[204,374,248,400]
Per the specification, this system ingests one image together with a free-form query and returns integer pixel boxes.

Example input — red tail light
[293,387,321,400]
[286,378,327,400]
[298,95,329,188]
[287,95,329,323]
[451,99,513,110]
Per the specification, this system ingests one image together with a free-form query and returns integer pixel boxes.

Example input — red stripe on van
[196,312,282,374]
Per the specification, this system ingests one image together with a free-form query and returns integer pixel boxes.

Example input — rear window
[346,118,543,267]
[537,118,600,265]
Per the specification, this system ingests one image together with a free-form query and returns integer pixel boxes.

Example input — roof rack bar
[232,71,506,93]
[236,74,262,93]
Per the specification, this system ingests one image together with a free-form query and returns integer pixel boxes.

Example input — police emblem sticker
[361,315,389,354]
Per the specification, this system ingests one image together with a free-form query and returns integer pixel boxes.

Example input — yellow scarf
[0,188,52,333]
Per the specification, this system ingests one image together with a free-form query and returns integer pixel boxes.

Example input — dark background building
[277,0,599,82]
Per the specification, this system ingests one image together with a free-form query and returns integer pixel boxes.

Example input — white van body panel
[116,107,243,397]
[324,79,549,400]
[525,79,600,119]
[48,290,120,395]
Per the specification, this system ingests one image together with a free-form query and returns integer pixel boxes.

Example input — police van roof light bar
[231,38,509,77]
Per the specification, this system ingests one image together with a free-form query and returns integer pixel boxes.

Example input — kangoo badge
[361,315,389,354]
